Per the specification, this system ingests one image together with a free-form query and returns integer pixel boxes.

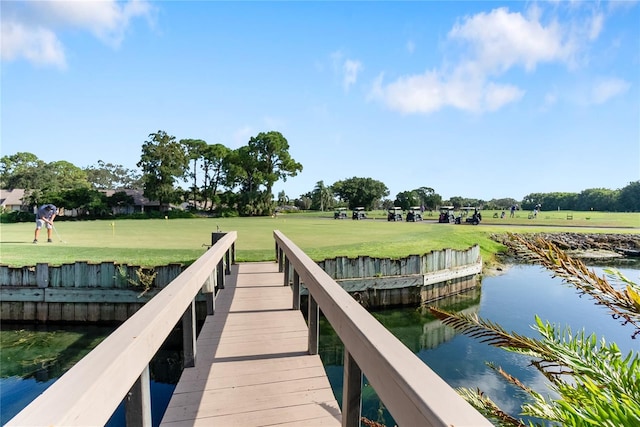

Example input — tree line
[2,130,638,218]
[295,180,640,213]
[1,130,303,217]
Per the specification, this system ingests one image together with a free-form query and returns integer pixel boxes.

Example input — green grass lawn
[1,211,638,267]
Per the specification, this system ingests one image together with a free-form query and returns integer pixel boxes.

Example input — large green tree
[229,131,302,216]
[137,131,189,210]
[617,181,640,212]
[414,186,441,210]
[576,188,619,211]
[394,190,418,210]
[248,131,302,197]
[331,177,389,210]
[180,139,208,207]
[0,152,45,189]
[201,143,231,212]
[84,160,141,190]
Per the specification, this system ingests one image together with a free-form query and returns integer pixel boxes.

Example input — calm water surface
[1,263,638,426]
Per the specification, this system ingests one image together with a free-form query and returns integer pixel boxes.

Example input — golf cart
[438,206,456,223]
[456,207,482,225]
[334,207,347,219]
[352,207,367,220]
[406,206,423,222]
[387,207,403,221]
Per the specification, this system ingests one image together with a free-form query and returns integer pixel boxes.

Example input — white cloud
[588,12,604,41]
[331,50,362,92]
[1,21,66,68]
[1,0,154,68]
[370,4,613,115]
[343,59,362,91]
[589,78,630,104]
[373,68,523,114]
[484,82,525,111]
[447,7,573,73]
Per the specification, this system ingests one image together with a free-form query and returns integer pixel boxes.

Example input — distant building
[0,189,27,212]
[1,188,162,216]
[102,189,161,214]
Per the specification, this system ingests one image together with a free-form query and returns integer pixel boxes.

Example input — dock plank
[160,262,341,427]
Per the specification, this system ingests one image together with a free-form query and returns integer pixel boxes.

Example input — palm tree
[312,180,333,211]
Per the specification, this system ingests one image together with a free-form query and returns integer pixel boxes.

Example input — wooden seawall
[0,262,190,322]
[1,246,482,321]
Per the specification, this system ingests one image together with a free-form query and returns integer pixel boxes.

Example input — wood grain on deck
[160,262,341,427]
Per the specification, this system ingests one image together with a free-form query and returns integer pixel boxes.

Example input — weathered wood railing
[6,231,237,427]
[274,230,492,427]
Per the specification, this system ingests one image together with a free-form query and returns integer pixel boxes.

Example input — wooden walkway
[160,262,342,427]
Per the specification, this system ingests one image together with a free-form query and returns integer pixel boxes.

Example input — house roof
[0,189,26,207]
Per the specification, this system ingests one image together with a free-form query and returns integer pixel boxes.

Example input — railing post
[283,257,290,286]
[225,249,231,275]
[217,260,225,290]
[278,248,284,272]
[125,364,152,427]
[231,242,236,264]
[203,272,215,315]
[292,270,300,310]
[307,293,319,355]
[342,351,362,427]
[182,299,196,368]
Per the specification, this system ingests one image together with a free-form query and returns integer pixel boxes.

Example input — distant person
[501,210,506,219]
[510,205,516,218]
[34,204,58,243]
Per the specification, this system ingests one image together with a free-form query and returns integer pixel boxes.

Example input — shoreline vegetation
[0,211,638,268]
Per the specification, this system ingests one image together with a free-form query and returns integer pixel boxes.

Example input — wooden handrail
[7,231,237,427]
[274,230,491,427]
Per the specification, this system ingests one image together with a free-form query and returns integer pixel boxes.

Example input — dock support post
[231,242,236,264]
[225,249,231,275]
[292,270,300,310]
[342,351,362,427]
[283,257,290,286]
[204,271,215,315]
[182,299,196,368]
[126,364,152,427]
[217,261,224,290]
[308,294,319,355]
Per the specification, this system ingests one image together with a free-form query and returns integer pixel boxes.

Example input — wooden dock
[160,262,342,427]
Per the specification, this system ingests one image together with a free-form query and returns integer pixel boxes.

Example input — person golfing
[33,204,58,243]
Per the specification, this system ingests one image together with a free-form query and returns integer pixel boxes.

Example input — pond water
[1,262,638,426]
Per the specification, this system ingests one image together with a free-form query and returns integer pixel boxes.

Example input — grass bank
[0,211,637,267]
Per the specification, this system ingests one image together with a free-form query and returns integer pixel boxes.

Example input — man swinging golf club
[33,204,58,243]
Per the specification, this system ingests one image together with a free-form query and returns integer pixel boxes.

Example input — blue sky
[2,1,639,202]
